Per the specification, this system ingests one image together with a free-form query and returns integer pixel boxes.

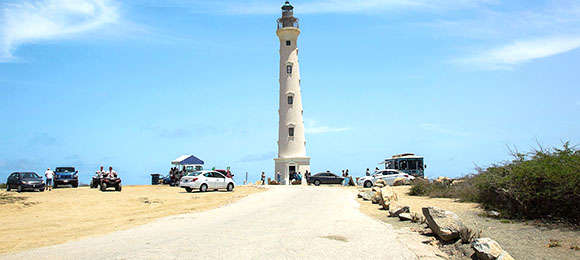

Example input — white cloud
[304,119,350,134]
[0,0,119,62]
[456,36,580,70]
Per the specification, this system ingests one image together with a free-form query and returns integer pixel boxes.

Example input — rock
[360,190,375,201]
[379,186,398,210]
[472,238,513,260]
[371,186,381,192]
[375,179,387,187]
[433,176,452,185]
[422,207,467,241]
[498,252,515,260]
[393,177,407,186]
[398,212,412,221]
[371,191,383,204]
[388,202,410,217]
[381,186,398,202]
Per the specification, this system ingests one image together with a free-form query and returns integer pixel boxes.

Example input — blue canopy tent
[172,155,204,165]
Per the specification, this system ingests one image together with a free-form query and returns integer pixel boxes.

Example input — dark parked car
[307,171,344,186]
[53,167,79,188]
[6,172,45,192]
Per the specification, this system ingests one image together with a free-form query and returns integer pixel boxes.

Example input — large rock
[379,186,398,210]
[422,207,466,241]
[393,177,407,186]
[381,186,398,202]
[398,212,412,221]
[472,238,514,260]
[375,179,387,187]
[388,201,410,217]
[371,191,383,204]
[360,190,375,201]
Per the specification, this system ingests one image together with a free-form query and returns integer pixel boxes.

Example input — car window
[23,173,39,179]
[214,172,225,179]
[203,173,211,177]
[188,172,202,176]
[9,173,16,178]
[56,167,75,173]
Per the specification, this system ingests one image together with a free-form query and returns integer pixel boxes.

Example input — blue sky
[1,0,579,185]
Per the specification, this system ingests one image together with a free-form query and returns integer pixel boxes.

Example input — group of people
[365,167,381,176]
[96,166,118,178]
[169,167,186,184]
[341,169,350,186]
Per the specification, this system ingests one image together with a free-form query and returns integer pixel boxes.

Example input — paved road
[2,186,444,260]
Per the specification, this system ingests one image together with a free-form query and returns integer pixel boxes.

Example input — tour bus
[382,153,425,177]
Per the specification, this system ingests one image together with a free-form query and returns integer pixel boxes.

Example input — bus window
[409,160,417,170]
[400,160,408,170]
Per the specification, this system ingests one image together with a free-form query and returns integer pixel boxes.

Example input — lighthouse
[274,1,310,185]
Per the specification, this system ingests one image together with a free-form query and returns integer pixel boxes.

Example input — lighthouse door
[289,166,296,174]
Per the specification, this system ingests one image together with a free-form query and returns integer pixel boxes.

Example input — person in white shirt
[45,168,54,191]
[96,166,106,178]
[106,167,117,178]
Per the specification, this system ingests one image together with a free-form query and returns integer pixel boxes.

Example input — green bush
[409,142,580,224]
[476,142,580,223]
[0,183,5,189]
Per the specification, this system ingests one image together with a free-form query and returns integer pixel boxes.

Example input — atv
[100,177,122,192]
[90,172,101,188]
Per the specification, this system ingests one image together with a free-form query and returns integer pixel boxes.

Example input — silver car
[179,171,235,192]
[357,169,415,188]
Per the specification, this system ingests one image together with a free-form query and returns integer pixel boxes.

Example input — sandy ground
[357,186,580,260]
[0,185,263,254]
[2,185,447,260]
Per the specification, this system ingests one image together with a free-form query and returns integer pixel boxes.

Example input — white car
[356,169,415,188]
[179,171,235,192]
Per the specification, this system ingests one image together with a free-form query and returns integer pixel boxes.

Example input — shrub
[0,183,5,189]
[475,142,580,223]
[409,142,580,224]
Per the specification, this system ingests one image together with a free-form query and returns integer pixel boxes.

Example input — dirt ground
[356,186,580,260]
[0,185,264,254]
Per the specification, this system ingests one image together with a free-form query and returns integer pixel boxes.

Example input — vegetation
[0,183,5,189]
[410,142,580,224]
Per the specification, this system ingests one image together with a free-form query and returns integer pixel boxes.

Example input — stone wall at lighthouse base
[274,157,310,185]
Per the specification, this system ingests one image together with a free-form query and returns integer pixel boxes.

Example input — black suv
[6,172,45,192]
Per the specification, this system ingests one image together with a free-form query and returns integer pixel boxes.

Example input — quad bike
[90,172,101,188]
[100,177,122,192]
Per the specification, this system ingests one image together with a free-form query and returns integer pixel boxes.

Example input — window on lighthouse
[286,65,292,74]
[286,40,291,46]
[287,95,294,105]
[288,127,295,137]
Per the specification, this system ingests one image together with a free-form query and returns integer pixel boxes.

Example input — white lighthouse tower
[274,1,310,185]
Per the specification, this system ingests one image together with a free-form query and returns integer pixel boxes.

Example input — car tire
[200,184,208,192]
[53,183,57,189]
[364,181,373,188]
[17,185,23,193]
[6,185,11,192]
[227,183,234,192]
[116,184,122,192]
[185,187,192,193]
[39,188,44,192]
[314,180,321,186]
[73,183,78,188]
[100,183,107,191]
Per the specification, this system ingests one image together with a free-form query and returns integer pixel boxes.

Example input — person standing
[276,172,281,183]
[343,169,349,186]
[261,171,266,185]
[45,168,54,191]
[366,168,371,176]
